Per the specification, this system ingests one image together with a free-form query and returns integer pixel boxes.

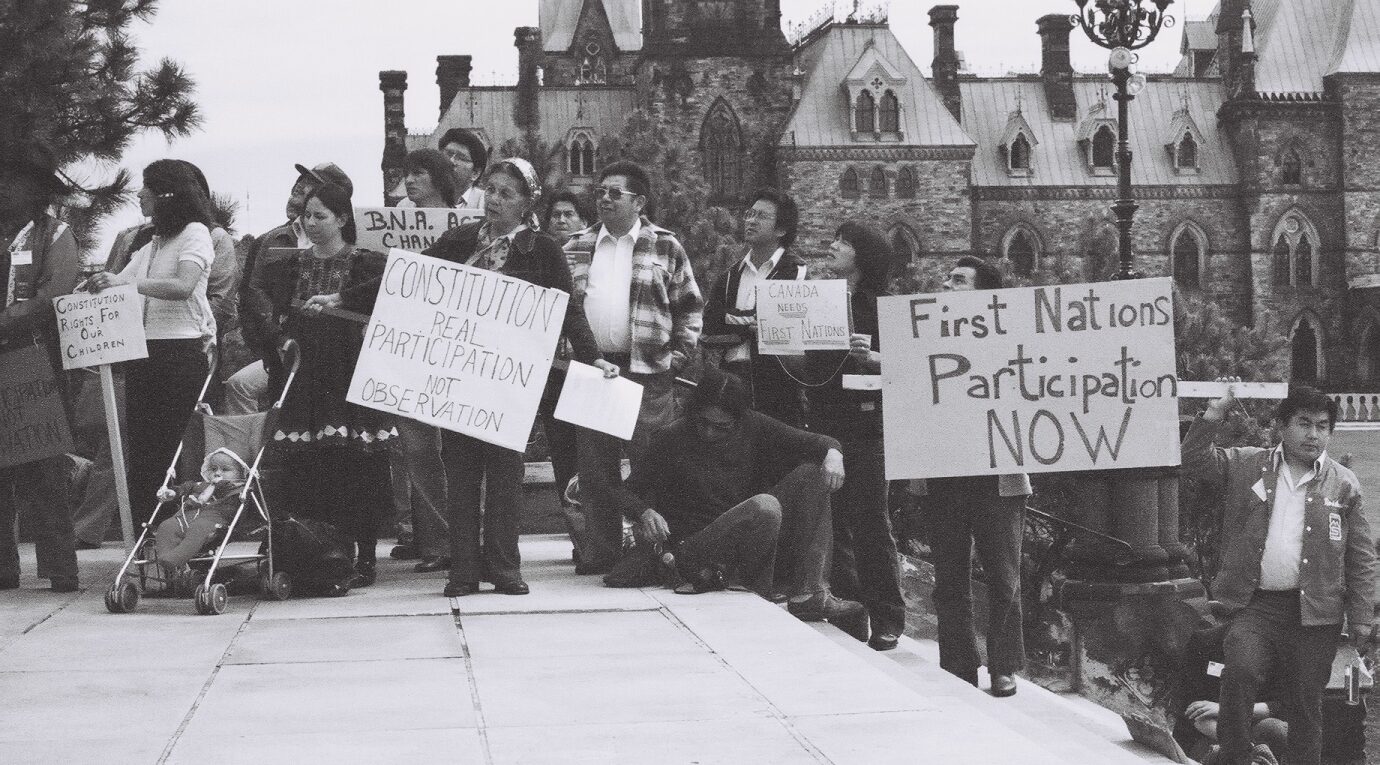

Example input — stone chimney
[379,70,408,206]
[515,27,543,133]
[928,5,961,121]
[1037,14,1076,120]
[435,55,472,119]
[1216,0,1254,97]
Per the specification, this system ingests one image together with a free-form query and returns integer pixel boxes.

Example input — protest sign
[554,360,644,440]
[756,279,851,355]
[0,344,73,469]
[878,277,1180,480]
[348,249,568,452]
[53,284,148,369]
[353,207,484,254]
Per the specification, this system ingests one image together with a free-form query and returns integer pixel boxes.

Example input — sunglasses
[594,185,637,201]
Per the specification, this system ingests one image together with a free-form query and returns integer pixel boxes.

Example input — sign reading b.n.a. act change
[878,277,1180,480]
[353,207,483,254]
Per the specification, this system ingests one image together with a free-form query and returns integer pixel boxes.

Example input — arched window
[889,224,921,264]
[1272,237,1291,286]
[869,166,887,199]
[879,90,900,133]
[1172,225,1203,289]
[1091,125,1116,169]
[1272,211,1320,288]
[1359,320,1380,387]
[700,98,742,203]
[855,90,875,133]
[567,133,596,176]
[1009,134,1032,171]
[1295,235,1313,285]
[895,166,916,199]
[1004,227,1039,277]
[840,167,860,199]
[1282,147,1302,185]
[1176,133,1198,169]
[1291,315,1321,383]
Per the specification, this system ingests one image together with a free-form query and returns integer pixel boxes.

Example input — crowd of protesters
[3,129,1375,763]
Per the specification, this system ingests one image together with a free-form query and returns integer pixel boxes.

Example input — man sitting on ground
[607,368,868,638]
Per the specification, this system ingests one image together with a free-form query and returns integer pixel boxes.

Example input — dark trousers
[441,432,525,583]
[677,463,834,598]
[0,455,77,582]
[828,438,905,634]
[540,367,584,555]
[575,361,680,568]
[929,477,1025,682]
[124,340,208,525]
[390,419,448,558]
[1218,590,1340,765]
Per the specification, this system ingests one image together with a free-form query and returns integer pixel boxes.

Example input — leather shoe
[350,561,377,588]
[413,556,452,573]
[868,632,900,651]
[389,544,419,560]
[990,674,1018,697]
[50,576,79,593]
[787,592,869,642]
[443,580,480,597]
[491,577,530,595]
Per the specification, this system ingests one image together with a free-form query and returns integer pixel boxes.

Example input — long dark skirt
[275,445,390,540]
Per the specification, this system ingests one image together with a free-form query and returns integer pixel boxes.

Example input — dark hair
[404,148,458,207]
[143,159,213,238]
[689,367,751,419]
[486,161,535,199]
[437,128,488,175]
[747,188,799,248]
[1276,385,1338,431]
[543,190,593,230]
[835,221,893,294]
[956,255,1004,289]
[597,160,652,199]
[303,182,357,245]
[170,159,232,231]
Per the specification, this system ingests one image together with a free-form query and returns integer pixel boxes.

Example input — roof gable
[541,0,641,53]
[1252,0,1363,93]
[843,41,906,86]
[999,107,1038,148]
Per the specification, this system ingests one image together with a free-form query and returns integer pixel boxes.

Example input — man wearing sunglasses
[563,160,704,575]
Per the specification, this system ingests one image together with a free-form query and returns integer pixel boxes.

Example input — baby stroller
[105,341,303,615]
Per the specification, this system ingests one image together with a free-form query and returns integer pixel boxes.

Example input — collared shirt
[468,222,527,272]
[725,247,785,363]
[1259,445,1326,590]
[585,219,640,354]
[397,187,486,211]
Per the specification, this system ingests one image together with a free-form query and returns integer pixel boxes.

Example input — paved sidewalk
[1,535,1165,764]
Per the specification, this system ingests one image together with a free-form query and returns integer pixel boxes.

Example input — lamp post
[1072,0,1174,279]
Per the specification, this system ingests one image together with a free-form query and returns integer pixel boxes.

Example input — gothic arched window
[1091,125,1116,169]
[879,90,900,133]
[1291,315,1321,383]
[855,90,875,134]
[1009,134,1032,171]
[567,133,596,176]
[700,98,742,203]
[1282,147,1303,185]
[1176,133,1198,169]
[1272,212,1320,288]
[895,166,916,199]
[840,167,860,199]
[1004,227,1039,277]
[869,166,887,199]
[1171,225,1202,289]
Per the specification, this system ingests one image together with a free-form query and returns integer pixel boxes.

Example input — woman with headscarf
[424,158,614,597]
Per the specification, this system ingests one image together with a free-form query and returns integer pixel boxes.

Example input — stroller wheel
[193,584,209,614]
[105,580,140,613]
[207,583,228,615]
[261,571,292,601]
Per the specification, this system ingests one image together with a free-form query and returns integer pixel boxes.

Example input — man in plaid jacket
[562,160,703,574]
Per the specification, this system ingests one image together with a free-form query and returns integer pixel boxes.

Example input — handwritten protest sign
[756,279,851,355]
[348,249,568,452]
[353,207,484,254]
[878,277,1180,480]
[0,345,74,469]
[52,285,148,369]
[554,360,644,440]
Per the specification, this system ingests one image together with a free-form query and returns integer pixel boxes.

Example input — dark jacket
[0,215,78,349]
[804,288,883,441]
[1181,416,1377,628]
[611,411,841,542]
[424,221,601,365]
[239,220,299,362]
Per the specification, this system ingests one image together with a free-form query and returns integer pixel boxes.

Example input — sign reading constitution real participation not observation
[877,277,1180,480]
[347,249,568,452]
[52,284,148,369]
[353,207,483,254]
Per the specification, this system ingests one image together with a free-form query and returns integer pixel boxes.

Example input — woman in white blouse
[89,160,216,525]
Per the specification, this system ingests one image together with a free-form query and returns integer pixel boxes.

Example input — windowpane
[1172,229,1200,289]
[1282,148,1302,185]
[895,167,916,199]
[1272,237,1291,286]
[1295,234,1313,286]
[1177,133,1197,168]
[1010,135,1031,171]
[840,168,859,198]
[855,91,875,133]
[701,102,741,202]
[1292,320,1318,382]
[869,166,887,198]
[1007,230,1037,276]
[879,91,900,133]
[1092,125,1115,168]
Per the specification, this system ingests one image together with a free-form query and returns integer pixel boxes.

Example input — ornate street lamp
[1071,0,1174,279]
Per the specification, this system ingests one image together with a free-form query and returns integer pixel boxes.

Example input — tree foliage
[1,0,200,247]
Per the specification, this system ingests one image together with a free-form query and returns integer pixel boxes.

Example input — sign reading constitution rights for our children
[877,277,1180,480]
[347,249,569,452]
[756,279,851,355]
[353,207,483,254]
[53,284,148,369]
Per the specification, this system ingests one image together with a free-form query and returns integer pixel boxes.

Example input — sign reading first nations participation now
[877,277,1180,480]
[52,284,148,369]
[347,249,568,453]
[353,207,484,254]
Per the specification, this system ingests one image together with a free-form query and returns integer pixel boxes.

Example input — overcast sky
[86,0,1202,261]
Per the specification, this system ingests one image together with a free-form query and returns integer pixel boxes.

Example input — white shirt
[725,247,786,363]
[1259,445,1325,590]
[119,222,215,341]
[584,220,639,355]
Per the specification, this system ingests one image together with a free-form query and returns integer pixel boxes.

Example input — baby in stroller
[153,447,248,580]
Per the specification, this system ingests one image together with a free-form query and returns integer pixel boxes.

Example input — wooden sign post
[53,284,147,551]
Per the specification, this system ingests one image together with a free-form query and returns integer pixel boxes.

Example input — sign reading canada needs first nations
[877,277,1181,480]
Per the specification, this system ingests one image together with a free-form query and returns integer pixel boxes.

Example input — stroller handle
[273,339,303,410]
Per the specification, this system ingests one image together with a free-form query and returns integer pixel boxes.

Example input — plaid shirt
[563,216,703,374]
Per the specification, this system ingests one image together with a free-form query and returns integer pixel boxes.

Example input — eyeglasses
[742,208,775,221]
[593,185,636,201]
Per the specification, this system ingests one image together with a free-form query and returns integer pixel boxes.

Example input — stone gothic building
[379,0,1380,390]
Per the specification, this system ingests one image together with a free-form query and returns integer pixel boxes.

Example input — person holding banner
[423,157,613,597]
[247,181,392,589]
[0,140,80,592]
[790,221,904,651]
[88,159,217,530]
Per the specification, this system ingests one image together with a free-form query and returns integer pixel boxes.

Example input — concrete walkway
[1,535,1169,764]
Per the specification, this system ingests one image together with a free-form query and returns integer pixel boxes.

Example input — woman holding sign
[424,157,614,597]
[247,181,390,589]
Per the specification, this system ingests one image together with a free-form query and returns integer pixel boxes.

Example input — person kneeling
[608,369,869,640]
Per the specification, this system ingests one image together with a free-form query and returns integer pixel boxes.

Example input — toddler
[153,447,249,576]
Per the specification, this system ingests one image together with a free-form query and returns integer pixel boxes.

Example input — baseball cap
[294,162,353,196]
